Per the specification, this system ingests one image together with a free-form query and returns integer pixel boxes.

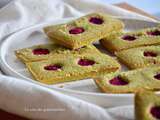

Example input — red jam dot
[33,48,50,55]
[121,35,136,41]
[154,73,160,80]
[89,17,104,24]
[78,59,95,66]
[109,76,128,86]
[151,106,160,119]
[147,30,160,36]
[44,64,62,71]
[143,51,157,57]
[69,27,84,34]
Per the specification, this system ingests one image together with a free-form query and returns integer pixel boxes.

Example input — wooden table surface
[0,2,157,120]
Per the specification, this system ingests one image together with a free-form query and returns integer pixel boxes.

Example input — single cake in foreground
[26,53,120,84]
[44,13,124,49]
[116,45,160,69]
[15,44,99,62]
[100,26,160,53]
[94,67,160,93]
[135,90,160,120]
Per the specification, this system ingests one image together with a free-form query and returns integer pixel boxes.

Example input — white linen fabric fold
[0,75,113,120]
[0,0,156,120]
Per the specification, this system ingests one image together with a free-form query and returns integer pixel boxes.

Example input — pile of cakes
[15,13,123,84]
[15,12,160,88]
[15,12,160,119]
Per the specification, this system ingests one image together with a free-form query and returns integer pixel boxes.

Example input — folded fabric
[0,75,113,120]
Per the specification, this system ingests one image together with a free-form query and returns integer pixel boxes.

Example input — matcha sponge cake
[135,91,160,120]
[44,13,124,49]
[94,67,160,93]
[15,43,99,62]
[26,53,120,84]
[100,26,160,53]
[116,45,160,69]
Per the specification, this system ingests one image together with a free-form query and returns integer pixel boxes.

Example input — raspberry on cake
[135,91,160,120]
[100,26,160,53]
[26,53,120,84]
[43,13,124,49]
[15,43,99,62]
[116,45,160,69]
[94,67,160,93]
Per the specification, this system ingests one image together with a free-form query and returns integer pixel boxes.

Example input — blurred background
[0,0,159,18]
[100,0,160,18]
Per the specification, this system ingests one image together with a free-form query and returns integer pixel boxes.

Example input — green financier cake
[135,90,160,120]
[94,67,160,93]
[26,53,120,84]
[100,26,160,53]
[15,43,99,62]
[116,45,160,69]
[44,12,124,49]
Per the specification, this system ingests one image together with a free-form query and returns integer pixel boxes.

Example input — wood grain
[115,2,158,20]
[0,109,29,120]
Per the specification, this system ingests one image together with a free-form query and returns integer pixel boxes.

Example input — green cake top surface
[44,12,124,49]
[116,45,160,69]
[27,52,121,77]
[94,67,160,93]
[26,53,120,84]
[135,90,160,120]
[15,43,99,62]
[101,26,160,52]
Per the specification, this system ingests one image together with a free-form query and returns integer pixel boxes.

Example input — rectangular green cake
[15,43,99,62]
[116,45,160,69]
[94,67,160,93]
[135,90,160,120]
[26,53,120,84]
[100,26,160,53]
[44,13,124,49]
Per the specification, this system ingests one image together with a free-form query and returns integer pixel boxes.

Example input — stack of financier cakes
[92,19,160,119]
[94,26,160,93]
[15,13,124,84]
[15,12,160,119]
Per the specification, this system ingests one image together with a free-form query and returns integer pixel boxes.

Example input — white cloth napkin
[0,75,113,120]
[0,0,156,120]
